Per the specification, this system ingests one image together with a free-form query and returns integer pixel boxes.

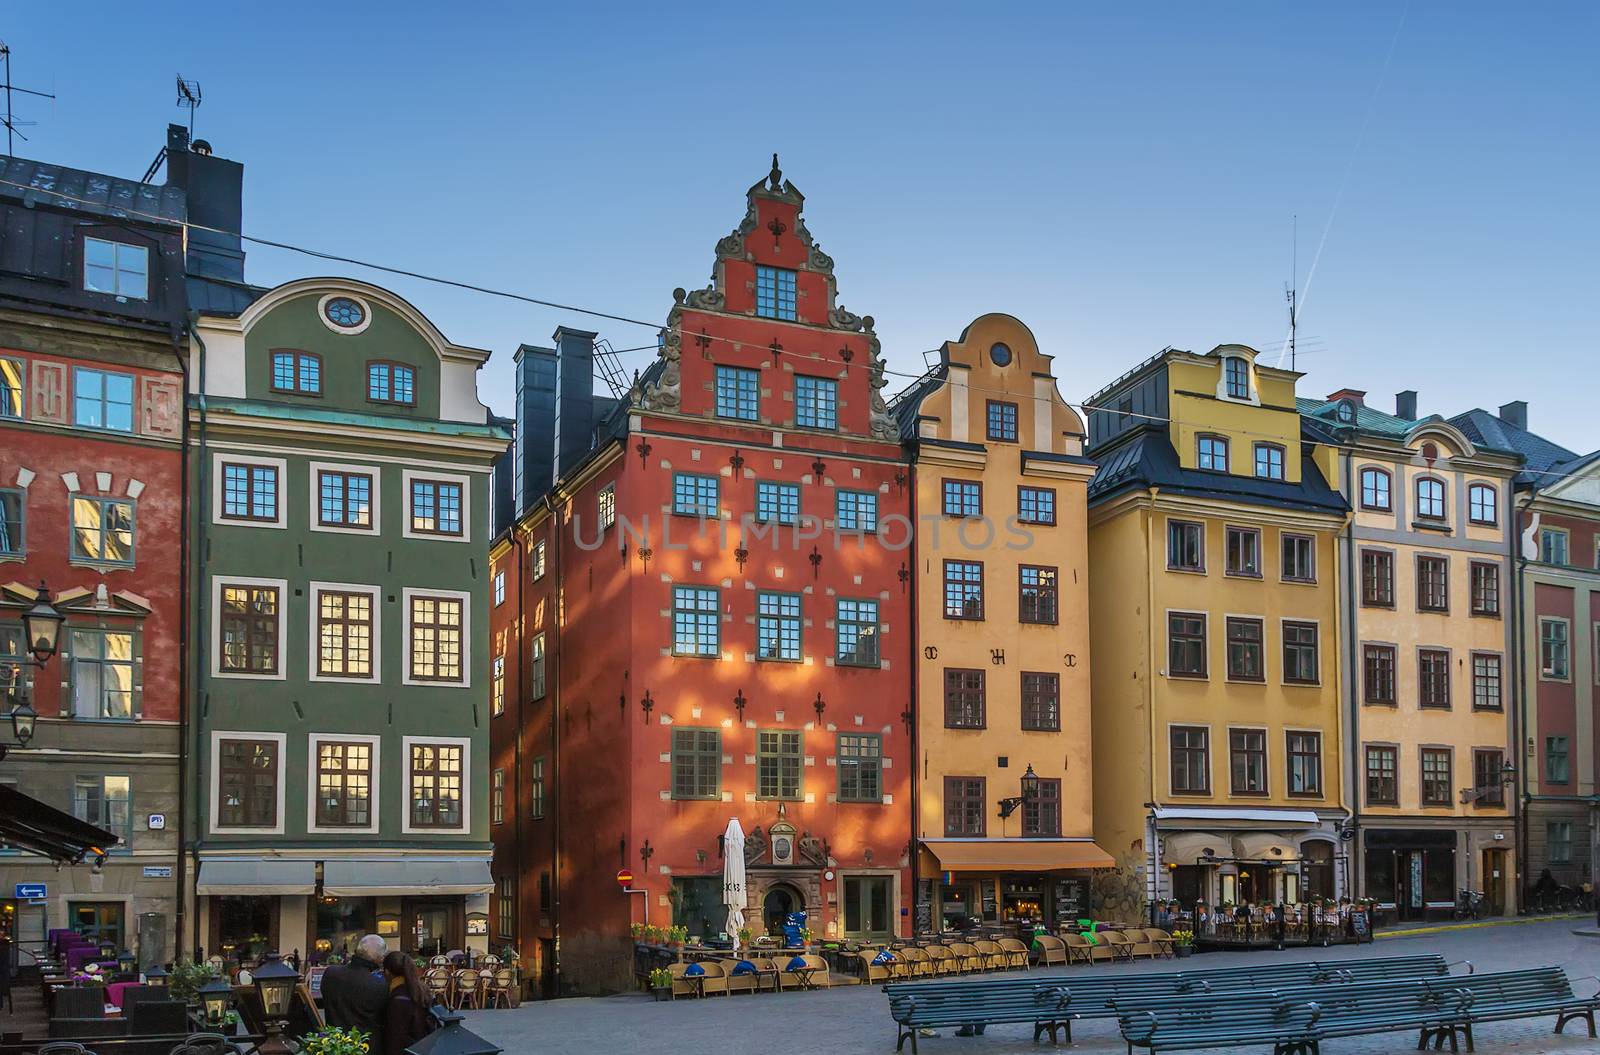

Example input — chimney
[1395,390,1418,420]
[163,123,245,284]
[512,344,557,515]
[552,327,599,482]
[1498,400,1528,430]
[489,414,517,537]
[1325,388,1366,406]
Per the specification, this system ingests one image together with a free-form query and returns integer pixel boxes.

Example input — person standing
[321,934,389,1052]
[382,952,436,1055]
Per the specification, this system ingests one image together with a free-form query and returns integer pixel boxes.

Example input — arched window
[1416,477,1446,520]
[1359,467,1391,511]
[1197,435,1229,472]
[270,350,322,395]
[1253,443,1285,480]
[1223,357,1250,400]
[1469,483,1498,525]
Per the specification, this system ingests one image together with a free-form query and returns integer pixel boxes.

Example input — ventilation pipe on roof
[1498,401,1528,430]
[1395,390,1418,420]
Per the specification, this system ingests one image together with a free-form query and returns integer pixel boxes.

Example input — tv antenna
[1284,214,1299,371]
[176,75,202,138]
[0,41,57,156]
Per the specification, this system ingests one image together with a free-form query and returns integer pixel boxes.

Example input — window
[1365,745,1398,806]
[1018,565,1058,624]
[943,560,984,619]
[1253,443,1284,480]
[74,776,131,848]
[316,589,374,678]
[533,539,547,580]
[942,479,982,518]
[367,362,416,405]
[944,777,986,837]
[836,490,878,532]
[944,669,985,729]
[672,586,720,657]
[222,462,278,522]
[1230,728,1267,795]
[1021,672,1060,731]
[755,481,800,524]
[1539,528,1569,565]
[715,365,760,420]
[325,297,366,329]
[1472,653,1502,711]
[1468,483,1498,525]
[318,470,374,529]
[1017,486,1056,525]
[754,265,797,320]
[1421,749,1452,807]
[1417,556,1448,612]
[83,238,148,299]
[1022,777,1062,836]
[671,729,721,800]
[530,757,545,819]
[1,625,33,699]
[756,730,802,800]
[491,656,505,715]
[794,376,838,429]
[1361,550,1394,606]
[1415,477,1445,520]
[70,630,134,719]
[220,584,280,674]
[530,633,546,698]
[1418,649,1450,708]
[0,488,21,556]
[1363,644,1397,704]
[1549,822,1574,864]
[409,741,464,828]
[1225,617,1264,681]
[493,571,506,607]
[1281,533,1316,582]
[73,368,134,432]
[1359,468,1391,510]
[836,599,879,666]
[1470,562,1500,616]
[271,351,322,395]
[0,357,20,418]
[1197,435,1229,472]
[672,473,719,517]
[1546,736,1571,785]
[1224,357,1250,399]
[70,496,134,565]
[410,479,464,536]
[219,738,278,827]
[1288,732,1322,796]
[491,770,505,825]
[316,741,372,827]
[1540,619,1569,679]
[837,734,883,803]
[1225,526,1261,577]
[986,401,1018,442]
[408,594,464,682]
[1473,749,1505,806]
[1170,727,1210,794]
[1283,622,1319,683]
[1168,520,1204,571]
[757,592,801,661]
[1168,612,1207,678]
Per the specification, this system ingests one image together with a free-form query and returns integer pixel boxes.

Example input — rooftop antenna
[176,75,202,139]
[1284,214,1299,371]
[0,41,56,156]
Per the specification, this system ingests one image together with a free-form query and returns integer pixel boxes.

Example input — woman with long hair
[381,951,434,1055]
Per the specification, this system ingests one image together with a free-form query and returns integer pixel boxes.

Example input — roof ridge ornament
[768,153,783,192]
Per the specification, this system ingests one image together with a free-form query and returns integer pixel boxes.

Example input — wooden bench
[884,977,1074,1054]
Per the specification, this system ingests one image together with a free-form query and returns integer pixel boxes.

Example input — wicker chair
[972,939,1007,972]
[452,968,482,1009]
[1061,932,1095,965]
[924,944,958,975]
[424,967,452,1007]
[1099,930,1137,964]
[1034,934,1067,966]
[1143,928,1175,959]
[948,942,983,973]
[484,967,516,1008]
[997,937,1031,969]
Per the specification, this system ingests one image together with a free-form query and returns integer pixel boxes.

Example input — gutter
[905,463,919,935]
[1511,491,1527,910]
[1341,446,1361,898]
[544,491,563,994]
[171,322,191,959]
[184,313,212,957]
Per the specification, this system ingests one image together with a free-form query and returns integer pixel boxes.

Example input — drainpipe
[543,491,562,994]
[1342,448,1361,901]
[1144,494,1160,914]
[1511,492,1527,914]
[508,526,526,968]
[171,323,191,963]
[905,462,919,937]
[186,312,211,958]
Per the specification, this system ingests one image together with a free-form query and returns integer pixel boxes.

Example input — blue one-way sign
[15,883,47,899]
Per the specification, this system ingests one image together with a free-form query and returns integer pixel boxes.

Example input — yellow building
[1085,345,1351,923]
[892,314,1110,933]
[1300,390,1521,920]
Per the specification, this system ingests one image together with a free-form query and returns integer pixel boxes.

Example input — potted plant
[301,1027,371,1055]
[796,927,812,948]
[166,958,219,1006]
[648,967,673,1001]
[629,922,646,941]
[668,925,689,948]
[1171,930,1196,958]
[736,926,752,948]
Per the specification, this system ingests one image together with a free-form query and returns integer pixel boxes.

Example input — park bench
[884,977,1073,1054]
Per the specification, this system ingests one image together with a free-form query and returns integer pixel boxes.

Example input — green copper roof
[196,395,510,440]
[1296,396,1416,437]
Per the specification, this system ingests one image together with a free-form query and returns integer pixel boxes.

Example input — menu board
[306,966,328,999]
[1351,909,1371,942]
[981,882,998,919]
[1054,878,1085,919]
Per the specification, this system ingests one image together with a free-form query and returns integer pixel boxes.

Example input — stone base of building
[0,856,179,969]
[1523,798,1594,893]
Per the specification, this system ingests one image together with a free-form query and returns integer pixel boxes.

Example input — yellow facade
[898,313,1104,932]
[1087,346,1350,922]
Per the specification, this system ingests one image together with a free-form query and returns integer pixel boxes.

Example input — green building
[184,278,508,964]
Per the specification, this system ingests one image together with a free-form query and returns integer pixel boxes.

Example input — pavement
[463,918,1600,1055]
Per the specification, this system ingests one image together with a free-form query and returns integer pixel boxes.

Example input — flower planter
[1173,946,1194,958]
[651,986,672,1002]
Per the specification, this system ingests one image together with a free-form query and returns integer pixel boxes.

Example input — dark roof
[887,364,947,441]
[1088,429,1347,514]
[187,275,267,316]
[0,155,184,224]
[1449,408,1581,485]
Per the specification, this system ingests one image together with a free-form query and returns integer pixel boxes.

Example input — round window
[325,297,366,328]
[989,342,1012,367]
[1337,401,1355,423]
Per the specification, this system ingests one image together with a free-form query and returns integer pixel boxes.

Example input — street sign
[142,866,172,879]
[616,869,634,887]
[15,883,46,899]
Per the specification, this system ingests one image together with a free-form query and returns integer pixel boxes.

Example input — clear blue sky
[7,2,1596,450]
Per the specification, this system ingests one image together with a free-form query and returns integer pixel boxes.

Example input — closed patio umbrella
[723,818,747,952]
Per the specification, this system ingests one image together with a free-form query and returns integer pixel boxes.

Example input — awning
[923,839,1115,872]
[1153,806,1323,829]
[196,859,316,896]
[0,784,119,864]
[1231,833,1300,864]
[323,857,493,897]
[1161,831,1229,866]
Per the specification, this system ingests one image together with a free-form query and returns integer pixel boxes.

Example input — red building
[490,159,912,993]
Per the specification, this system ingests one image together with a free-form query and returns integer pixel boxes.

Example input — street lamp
[22,583,65,664]
[199,975,233,1026]
[997,764,1039,820]
[252,951,301,1055]
[144,962,168,988]
[406,1009,504,1055]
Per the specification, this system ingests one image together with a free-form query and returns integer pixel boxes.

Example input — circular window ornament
[1337,401,1355,423]
[317,292,373,335]
[989,342,1012,367]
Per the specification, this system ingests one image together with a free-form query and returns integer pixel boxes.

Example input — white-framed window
[309,461,380,535]
[212,453,288,529]
[1540,528,1569,566]
[74,774,132,849]
[492,655,506,715]
[1,356,25,418]
[73,367,135,432]
[403,587,471,687]
[1468,483,1498,525]
[1222,357,1251,400]
[402,735,471,834]
[209,730,287,835]
[308,582,381,683]
[69,628,137,719]
[401,469,472,542]
[211,576,289,680]
[1540,618,1570,680]
[70,494,135,566]
[533,539,547,580]
[597,483,616,531]
[307,733,381,834]
[531,633,546,698]
[83,237,149,300]
[493,570,506,607]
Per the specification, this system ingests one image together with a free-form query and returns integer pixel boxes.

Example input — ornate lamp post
[406,1010,504,1055]
[1,582,61,761]
[997,765,1040,822]
[252,951,301,1055]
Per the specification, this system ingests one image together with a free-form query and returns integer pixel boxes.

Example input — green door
[843,876,892,940]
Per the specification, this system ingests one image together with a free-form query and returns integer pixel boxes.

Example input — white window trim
[402,468,472,543]
[209,729,288,836]
[306,732,382,835]
[308,461,382,536]
[211,452,288,529]
[317,292,374,335]
[210,575,289,681]
[492,570,506,607]
[1539,616,1572,682]
[401,734,472,835]
[1214,355,1261,406]
[307,581,383,684]
[402,586,472,688]
[83,237,149,301]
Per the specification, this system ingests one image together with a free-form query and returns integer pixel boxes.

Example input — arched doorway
[762,883,805,936]
[1301,839,1335,901]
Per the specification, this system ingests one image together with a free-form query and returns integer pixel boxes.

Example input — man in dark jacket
[320,934,388,1050]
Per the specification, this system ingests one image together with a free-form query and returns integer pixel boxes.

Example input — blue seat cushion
[786,956,808,971]
[873,951,895,965]
[684,963,704,976]
[731,961,757,975]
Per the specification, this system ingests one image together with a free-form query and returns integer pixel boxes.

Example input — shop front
[1149,806,1349,914]
[1363,829,1456,922]
[919,839,1115,934]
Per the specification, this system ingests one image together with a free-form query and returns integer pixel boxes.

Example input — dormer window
[1223,357,1250,400]
[84,238,149,300]
[1197,435,1229,472]
[271,351,322,395]
[755,266,797,320]
[1337,401,1356,423]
